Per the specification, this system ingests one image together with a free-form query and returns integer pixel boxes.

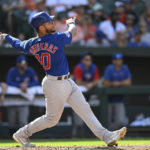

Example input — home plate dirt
[0,146,150,150]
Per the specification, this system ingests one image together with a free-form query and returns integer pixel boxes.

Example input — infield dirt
[0,146,150,150]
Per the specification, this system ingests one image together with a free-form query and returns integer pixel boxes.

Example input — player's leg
[111,103,126,130]
[13,77,72,147]
[7,106,17,136]
[18,106,29,127]
[67,79,126,146]
[67,79,108,140]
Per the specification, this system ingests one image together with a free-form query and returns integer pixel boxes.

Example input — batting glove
[66,17,76,27]
[0,32,8,42]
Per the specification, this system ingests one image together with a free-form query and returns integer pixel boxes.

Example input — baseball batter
[0,12,126,148]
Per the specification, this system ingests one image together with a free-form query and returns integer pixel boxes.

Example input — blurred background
[0,0,150,139]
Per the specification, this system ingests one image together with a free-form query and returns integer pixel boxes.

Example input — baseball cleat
[13,132,36,148]
[104,127,127,146]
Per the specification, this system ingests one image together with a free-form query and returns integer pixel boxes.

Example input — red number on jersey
[35,53,51,69]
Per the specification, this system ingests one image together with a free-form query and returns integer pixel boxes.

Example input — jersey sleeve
[57,31,72,46]
[73,66,82,80]
[93,67,100,81]
[27,68,39,87]
[104,66,112,81]
[6,35,31,54]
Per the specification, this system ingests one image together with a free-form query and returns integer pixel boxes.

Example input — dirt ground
[0,146,150,150]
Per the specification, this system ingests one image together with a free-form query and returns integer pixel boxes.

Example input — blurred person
[125,13,138,40]
[82,14,97,46]
[139,21,150,46]
[74,52,100,92]
[95,30,110,47]
[91,3,106,27]
[98,11,126,42]
[29,0,46,23]
[112,31,127,47]
[140,6,150,32]
[128,31,148,47]
[0,83,8,105]
[114,1,126,23]
[88,0,97,9]
[124,0,138,23]
[2,0,26,35]
[104,53,132,130]
[6,55,39,135]
[24,0,36,10]
[73,52,100,137]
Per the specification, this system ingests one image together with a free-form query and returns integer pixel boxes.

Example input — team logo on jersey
[85,73,92,80]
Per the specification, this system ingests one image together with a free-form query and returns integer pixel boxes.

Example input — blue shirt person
[7,55,39,92]
[103,53,132,130]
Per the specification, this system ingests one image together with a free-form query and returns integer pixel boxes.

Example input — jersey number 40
[35,53,51,70]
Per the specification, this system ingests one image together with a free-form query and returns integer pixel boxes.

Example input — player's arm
[27,68,39,87]
[0,32,29,53]
[66,17,76,37]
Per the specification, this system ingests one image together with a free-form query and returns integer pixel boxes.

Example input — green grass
[0,138,150,147]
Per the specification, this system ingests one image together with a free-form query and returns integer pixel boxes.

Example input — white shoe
[13,132,36,148]
[104,127,127,146]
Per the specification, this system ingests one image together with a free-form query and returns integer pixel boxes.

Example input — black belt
[57,74,70,80]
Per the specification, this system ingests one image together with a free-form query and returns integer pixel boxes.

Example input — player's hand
[0,95,5,105]
[86,83,94,90]
[0,32,7,42]
[112,81,121,87]
[66,17,76,27]
[20,82,28,93]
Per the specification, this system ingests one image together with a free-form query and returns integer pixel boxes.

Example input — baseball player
[0,11,126,148]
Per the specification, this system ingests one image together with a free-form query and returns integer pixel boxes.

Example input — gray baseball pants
[18,76,108,140]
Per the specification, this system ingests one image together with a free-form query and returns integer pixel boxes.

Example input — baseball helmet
[30,11,54,30]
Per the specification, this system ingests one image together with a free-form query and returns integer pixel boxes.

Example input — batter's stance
[0,12,126,148]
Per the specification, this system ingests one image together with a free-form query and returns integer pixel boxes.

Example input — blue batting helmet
[30,11,54,30]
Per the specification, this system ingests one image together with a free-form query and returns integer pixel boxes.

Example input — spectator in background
[0,83,8,105]
[29,0,46,23]
[125,13,138,40]
[128,31,148,47]
[140,6,150,32]
[114,1,126,23]
[73,52,99,137]
[2,0,26,35]
[88,0,97,10]
[112,31,127,47]
[104,53,132,130]
[6,55,39,135]
[95,30,110,47]
[98,11,126,42]
[91,3,106,27]
[139,21,150,46]
[82,14,97,47]
[74,52,99,92]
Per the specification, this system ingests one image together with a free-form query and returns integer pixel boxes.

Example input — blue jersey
[7,67,39,87]
[104,64,132,103]
[104,64,131,82]
[6,31,72,76]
